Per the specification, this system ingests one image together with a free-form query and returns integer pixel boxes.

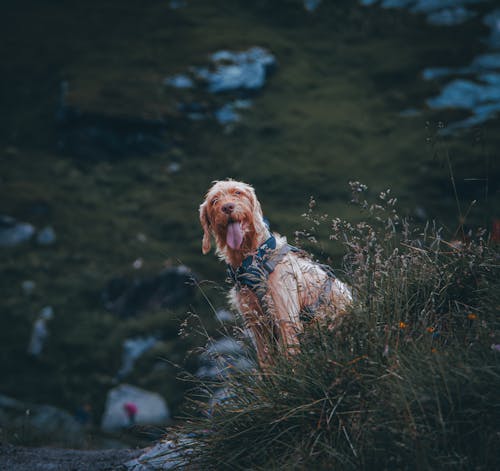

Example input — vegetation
[171,184,499,470]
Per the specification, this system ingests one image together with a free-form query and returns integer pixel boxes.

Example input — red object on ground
[123,402,138,418]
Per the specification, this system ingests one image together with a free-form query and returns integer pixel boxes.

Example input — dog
[199,179,352,367]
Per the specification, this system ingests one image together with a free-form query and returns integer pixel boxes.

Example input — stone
[194,47,276,93]
[163,74,194,89]
[215,309,234,323]
[36,226,56,246]
[426,7,476,26]
[196,337,255,379]
[117,336,158,379]
[0,394,85,447]
[484,9,500,49]
[0,215,35,248]
[125,435,195,470]
[304,0,322,12]
[101,384,170,431]
[21,280,36,296]
[27,306,54,356]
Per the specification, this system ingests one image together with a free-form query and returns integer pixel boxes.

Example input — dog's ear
[199,201,211,254]
[248,186,265,222]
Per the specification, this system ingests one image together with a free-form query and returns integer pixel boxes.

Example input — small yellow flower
[431,347,437,353]
[427,327,435,333]
[399,321,407,329]
[467,313,478,320]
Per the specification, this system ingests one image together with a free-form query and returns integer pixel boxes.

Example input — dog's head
[199,180,269,263]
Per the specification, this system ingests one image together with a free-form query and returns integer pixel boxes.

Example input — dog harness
[227,235,338,322]
[227,235,300,292]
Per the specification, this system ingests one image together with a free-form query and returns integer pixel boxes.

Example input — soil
[0,443,142,471]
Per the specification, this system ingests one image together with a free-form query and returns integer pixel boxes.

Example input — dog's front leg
[265,288,303,357]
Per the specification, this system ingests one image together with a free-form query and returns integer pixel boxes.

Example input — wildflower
[467,313,478,320]
[399,321,407,329]
[426,327,435,333]
[431,348,437,353]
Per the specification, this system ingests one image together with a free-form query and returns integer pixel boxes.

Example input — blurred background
[1,0,498,449]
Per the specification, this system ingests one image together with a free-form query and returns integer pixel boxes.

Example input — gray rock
[163,74,194,89]
[101,384,170,431]
[427,77,500,129]
[21,280,36,296]
[0,215,35,248]
[426,7,476,26]
[117,336,158,379]
[27,306,54,356]
[214,103,241,125]
[196,337,255,379]
[304,0,322,12]
[36,226,56,246]
[0,394,85,447]
[195,47,276,93]
[215,309,234,323]
[125,436,195,470]
[484,9,500,49]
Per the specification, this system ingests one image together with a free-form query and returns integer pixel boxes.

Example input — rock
[214,103,241,125]
[27,306,54,356]
[194,47,276,93]
[426,77,500,130]
[215,309,234,323]
[304,0,322,12]
[163,74,194,88]
[214,99,252,125]
[484,9,500,49]
[36,226,56,246]
[196,337,255,379]
[125,435,195,470]
[0,215,35,248]
[0,394,85,447]
[166,162,181,174]
[101,384,170,432]
[426,6,476,26]
[102,265,196,317]
[117,336,158,379]
[21,280,36,296]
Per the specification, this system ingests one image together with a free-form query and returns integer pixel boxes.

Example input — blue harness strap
[227,235,301,294]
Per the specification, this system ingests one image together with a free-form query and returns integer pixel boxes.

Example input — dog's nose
[222,202,235,214]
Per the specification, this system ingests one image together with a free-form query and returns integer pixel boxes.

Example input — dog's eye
[211,198,218,206]
[235,190,242,195]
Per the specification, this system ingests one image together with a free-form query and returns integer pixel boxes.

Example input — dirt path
[0,443,142,471]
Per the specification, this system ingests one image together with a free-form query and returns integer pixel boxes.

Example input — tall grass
[168,183,499,470]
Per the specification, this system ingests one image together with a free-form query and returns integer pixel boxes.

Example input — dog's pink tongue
[226,222,244,250]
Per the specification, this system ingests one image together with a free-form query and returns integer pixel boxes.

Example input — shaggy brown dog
[199,180,352,367]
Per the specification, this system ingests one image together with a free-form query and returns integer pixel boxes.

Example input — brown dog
[199,180,351,367]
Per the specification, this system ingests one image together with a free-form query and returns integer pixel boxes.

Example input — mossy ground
[0,0,498,445]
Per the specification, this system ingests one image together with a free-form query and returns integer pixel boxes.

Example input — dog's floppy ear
[248,185,265,223]
[199,201,211,254]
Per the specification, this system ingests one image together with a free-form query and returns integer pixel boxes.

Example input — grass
[165,184,499,470]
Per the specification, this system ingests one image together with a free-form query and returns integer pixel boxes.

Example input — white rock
[101,384,170,431]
